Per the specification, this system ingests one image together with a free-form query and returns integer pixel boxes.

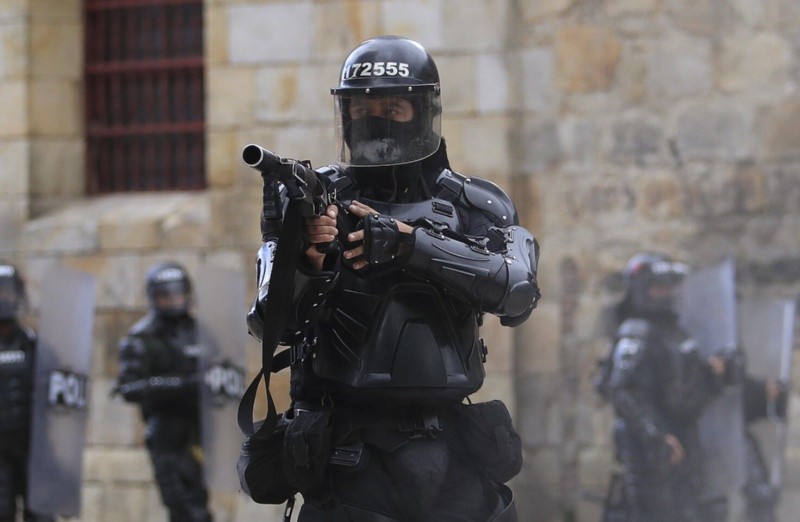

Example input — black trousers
[147,444,212,522]
[0,449,54,522]
[298,435,508,522]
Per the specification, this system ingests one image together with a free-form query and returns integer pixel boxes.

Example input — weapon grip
[315,241,339,255]
[260,178,282,241]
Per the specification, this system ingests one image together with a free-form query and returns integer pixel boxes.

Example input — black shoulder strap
[238,199,305,439]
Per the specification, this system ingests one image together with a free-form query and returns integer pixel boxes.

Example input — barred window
[85,0,205,193]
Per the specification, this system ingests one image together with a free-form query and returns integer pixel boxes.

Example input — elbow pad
[404,225,540,320]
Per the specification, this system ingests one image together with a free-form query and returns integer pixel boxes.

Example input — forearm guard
[403,224,540,324]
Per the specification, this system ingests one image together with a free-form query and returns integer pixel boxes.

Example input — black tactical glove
[362,213,411,266]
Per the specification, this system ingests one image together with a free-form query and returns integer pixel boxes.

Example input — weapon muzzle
[242,144,282,173]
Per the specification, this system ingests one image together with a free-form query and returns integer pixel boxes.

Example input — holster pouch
[283,410,334,499]
[446,400,523,483]
[237,415,295,504]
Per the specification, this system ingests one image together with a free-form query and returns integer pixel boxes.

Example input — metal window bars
[85,0,205,193]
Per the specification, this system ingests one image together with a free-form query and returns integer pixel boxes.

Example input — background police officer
[599,252,728,522]
[0,263,53,522]
[115,262,212,522]
[246,36,540,521]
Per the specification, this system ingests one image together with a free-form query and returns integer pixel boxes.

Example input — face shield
[151,280,190,318]
[333,91,441,167]
[641,261,690,315]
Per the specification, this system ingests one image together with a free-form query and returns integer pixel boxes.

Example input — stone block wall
[1,1,800,521]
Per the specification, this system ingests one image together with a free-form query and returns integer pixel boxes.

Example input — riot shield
[27,266,95,517]
[739,298,795,488]
[195,264,248,492]
[678,257,746,502]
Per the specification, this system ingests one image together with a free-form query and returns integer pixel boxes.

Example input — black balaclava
[349,138,451,203]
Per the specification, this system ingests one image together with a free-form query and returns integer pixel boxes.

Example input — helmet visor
[334,91,441,166]
[151,281,190,317]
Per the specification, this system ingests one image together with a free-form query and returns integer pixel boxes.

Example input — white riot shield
[678,257,746,501]
[27,266,95,517]
[739,298,795,488]
[195,264,247,492]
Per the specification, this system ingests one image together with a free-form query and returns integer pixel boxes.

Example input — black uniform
[606,316,722,522]
[0,321,53,522]
[116,264,211,522]
[244,36,540,522]
[597,252,725,522]
[0,262,54,522]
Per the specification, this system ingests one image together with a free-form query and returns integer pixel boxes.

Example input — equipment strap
[238,199,305,439]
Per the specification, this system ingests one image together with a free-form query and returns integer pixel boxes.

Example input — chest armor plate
[656,327,712,422]
[311,198,485,404]
[0,333,35,430]
[146,322,200,377]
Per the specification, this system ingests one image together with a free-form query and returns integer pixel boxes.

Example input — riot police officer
[244,36,540,521]
[116,262,212,522]
[598,252,729,522]
[0,263,54,522]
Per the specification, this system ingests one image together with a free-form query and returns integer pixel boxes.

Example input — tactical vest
[0,323,36,435]
[125,315,201,418]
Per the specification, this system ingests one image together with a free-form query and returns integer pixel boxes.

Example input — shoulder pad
[617,318,650,340]
[128,314,158,336]
[436,170,518,227]
[612,336,646,373]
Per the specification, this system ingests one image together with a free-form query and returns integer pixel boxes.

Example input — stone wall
[1,1,800,521]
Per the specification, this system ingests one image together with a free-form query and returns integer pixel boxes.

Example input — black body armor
[0,322,36,443]
[250,165,539,407]
[607,316,722,522]
[117,314,201,420]
[242,36,536,522]
[116,314,211,522]
[245,153,537,522]
[0,321,53,522]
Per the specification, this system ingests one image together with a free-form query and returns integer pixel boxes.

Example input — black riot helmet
[145,262,192,319]
[331,35,442,167]
[622,252,689,317]
[0,262,24,321]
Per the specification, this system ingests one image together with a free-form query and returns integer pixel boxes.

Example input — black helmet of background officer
[145,262,192,320]
[0,262,25,322]
[331,35,442,168]
[622,252,689,318]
